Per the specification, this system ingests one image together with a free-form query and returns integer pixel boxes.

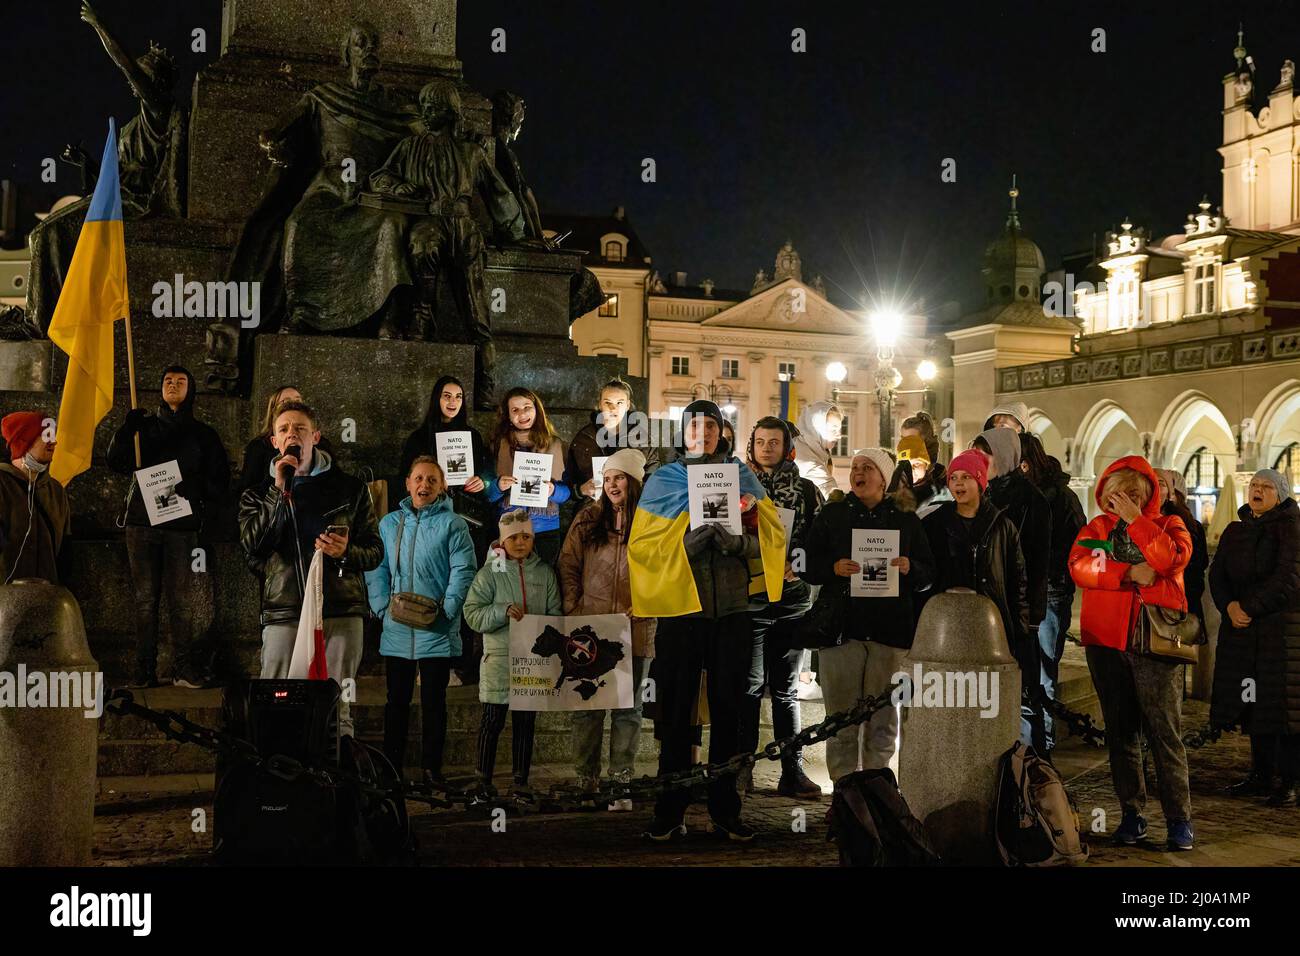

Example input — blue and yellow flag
[779,377,800,421]
[49,120,129,486]
[628,457,786,617]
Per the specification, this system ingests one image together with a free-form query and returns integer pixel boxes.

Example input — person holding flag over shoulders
[629,400,785,843]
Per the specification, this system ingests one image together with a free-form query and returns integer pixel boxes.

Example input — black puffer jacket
[1166,502,1208,617]
[1042,472,1085,591]
[238,449,383,626]
[106,365,229,533]
[988,471,1051,625]
[921,498,1030,662]
[1209,497,1300,734]
[805,492,935,649]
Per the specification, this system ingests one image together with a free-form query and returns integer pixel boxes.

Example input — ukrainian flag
[49,120,129,486]
[629,458,786,617]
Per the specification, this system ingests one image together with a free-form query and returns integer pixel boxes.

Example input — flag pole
[124,310,141,468]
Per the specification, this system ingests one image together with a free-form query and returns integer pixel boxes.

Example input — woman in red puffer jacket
[1069,455,1195,852]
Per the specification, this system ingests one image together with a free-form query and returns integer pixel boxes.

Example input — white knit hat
[498,508,534,541]
[601,448,646,484]
[851,447,896,485]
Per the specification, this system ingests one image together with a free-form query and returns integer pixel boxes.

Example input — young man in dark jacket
[974,426,1051,749]
[107,366,229,688]
[739,416,823,798]
[0,411,71,585]
[804,448,934,782]
[1023,436,1086,753]
[922,449,1036,745]
[238,400,382,738]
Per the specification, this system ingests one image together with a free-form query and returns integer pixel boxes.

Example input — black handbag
[790,581,849,649]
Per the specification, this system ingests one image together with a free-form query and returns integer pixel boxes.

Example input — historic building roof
[542,206,653,268]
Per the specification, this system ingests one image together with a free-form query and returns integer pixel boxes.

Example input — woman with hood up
[793,400,843,497]
[1069,456,1194,851]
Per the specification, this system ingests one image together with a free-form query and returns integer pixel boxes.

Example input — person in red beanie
[0,410,71,585]
[919,448,1031,670]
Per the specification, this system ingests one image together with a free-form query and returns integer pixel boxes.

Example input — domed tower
[982,176,1046,305]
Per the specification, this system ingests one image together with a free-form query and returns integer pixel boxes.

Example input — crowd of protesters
[6,370,1300,849]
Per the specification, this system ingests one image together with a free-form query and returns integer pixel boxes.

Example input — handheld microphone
[279,443,302,479]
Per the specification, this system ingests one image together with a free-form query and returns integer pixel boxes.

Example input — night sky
[3,0,1297,318]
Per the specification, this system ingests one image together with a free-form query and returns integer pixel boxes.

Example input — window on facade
[1192,263,1216,315]
[604,240,624,262]
[834,416,851,457]
[670,355,690,376]
[720,358,740,378]
[778,361,797,380]
[1182,446,1221,525]
[1115,275,1139,327]
[598,293,619,317]
[1274,443,1300,499]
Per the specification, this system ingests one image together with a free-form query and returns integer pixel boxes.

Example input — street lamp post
[691,381,737,420]
[825,310,935,449]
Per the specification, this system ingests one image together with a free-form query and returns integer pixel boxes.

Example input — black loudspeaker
[221,678,341,766]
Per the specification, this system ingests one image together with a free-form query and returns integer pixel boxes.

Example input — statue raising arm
[80,1,170,116]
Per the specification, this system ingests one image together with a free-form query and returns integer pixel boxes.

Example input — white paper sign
[776,506,796,554]
[435,430,473,487]
[510,451,553,508]
[509,613,634,711]
[850,528,900,597]
[135,459,193,526]
[687,462,741,535]
[590,455,609,499]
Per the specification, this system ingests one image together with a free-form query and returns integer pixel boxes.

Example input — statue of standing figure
[368,80,525,409]
[22,0,186,335]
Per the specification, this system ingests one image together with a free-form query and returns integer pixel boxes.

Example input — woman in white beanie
[803,447,935,780]
[557,448,656,810]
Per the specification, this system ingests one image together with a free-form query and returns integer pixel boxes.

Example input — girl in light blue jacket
[367,457,476,783]
[462,508,561,794]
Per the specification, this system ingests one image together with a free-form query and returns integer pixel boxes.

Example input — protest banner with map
[508,613,633,711]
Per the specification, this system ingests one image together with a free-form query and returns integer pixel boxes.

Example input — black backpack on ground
[825,768,942,866]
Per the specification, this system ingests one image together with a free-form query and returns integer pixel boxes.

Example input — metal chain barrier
[1045,697,1230,751]
[105,682,902,814]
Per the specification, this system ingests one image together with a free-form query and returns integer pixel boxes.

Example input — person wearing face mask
[793,400,844,497]
[0,411,71,585]
[558,448,655,810]
[1210,469,1300,808]
[972,425,1051,749]
[107,365,230,689]
[366,456,476,785]
[1069,456,1194,850]
[805,448,934,783]
[238,400,383,739]
[629,400,786,842]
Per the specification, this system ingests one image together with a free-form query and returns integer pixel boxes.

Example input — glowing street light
[917,359,937,382]
[824,361,848,384]
[870,309,904,351]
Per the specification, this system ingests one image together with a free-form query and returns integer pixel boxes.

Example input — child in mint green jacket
[462,509,561,793]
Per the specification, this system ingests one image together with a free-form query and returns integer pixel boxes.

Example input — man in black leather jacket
[238,400,381,737]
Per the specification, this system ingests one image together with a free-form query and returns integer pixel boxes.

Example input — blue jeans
[1037,585,1075,750]
[571,656,651,780]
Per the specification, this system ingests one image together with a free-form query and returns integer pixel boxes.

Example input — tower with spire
[981,175,1046,305]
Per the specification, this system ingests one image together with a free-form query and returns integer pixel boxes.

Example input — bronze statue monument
[367,79,524,408]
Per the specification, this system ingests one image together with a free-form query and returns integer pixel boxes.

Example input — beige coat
[558,502,655,657]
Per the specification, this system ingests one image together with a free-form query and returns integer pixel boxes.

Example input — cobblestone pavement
[89,702,1300,867]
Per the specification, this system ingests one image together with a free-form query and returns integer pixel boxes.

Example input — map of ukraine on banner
[509,613,633,711]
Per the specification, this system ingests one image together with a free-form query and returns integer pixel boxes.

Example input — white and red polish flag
[288,549,329,680]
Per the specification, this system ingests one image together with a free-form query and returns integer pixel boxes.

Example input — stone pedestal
[0,341,52,391]
[899,589,1021,865]
[0,581,98,866]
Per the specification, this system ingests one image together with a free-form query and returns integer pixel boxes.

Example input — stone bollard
[0,580,100,866]
[898,588,1021,864]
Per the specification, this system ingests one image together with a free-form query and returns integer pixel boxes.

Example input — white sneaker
[607,798,634,812]
[797,674,822,701]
